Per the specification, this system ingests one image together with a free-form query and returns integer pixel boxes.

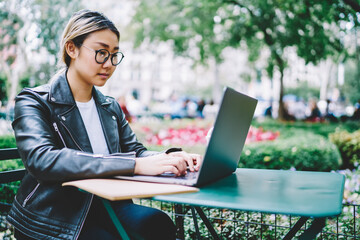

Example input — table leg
[191,207,201,240]
[194,206,222,240]
[298,218,326,240]
[174,204,185,239]
[282,217,325,240]
[283,217,309,240]
[101,199,130,240]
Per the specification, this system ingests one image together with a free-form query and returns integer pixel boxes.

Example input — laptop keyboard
[159,170,199,180]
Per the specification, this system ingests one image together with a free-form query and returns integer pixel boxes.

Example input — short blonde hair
[59,10,120,67]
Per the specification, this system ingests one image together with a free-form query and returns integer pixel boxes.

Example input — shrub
[252,119,360,137]
[0,134,21,172]
[330,130,360,169]
[239,131,342,171]
[0,135,16,149]
[0,134,22,210]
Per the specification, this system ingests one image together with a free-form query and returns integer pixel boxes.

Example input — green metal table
[153,168,345,240]
[73,168,344,239]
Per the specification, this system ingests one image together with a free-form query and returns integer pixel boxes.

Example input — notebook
[116,87,258,187]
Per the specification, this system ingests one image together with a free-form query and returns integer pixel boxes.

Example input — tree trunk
[278,68,285,120]
[272,51,286,120]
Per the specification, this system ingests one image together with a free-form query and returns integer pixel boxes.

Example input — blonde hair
[58,9,120,68]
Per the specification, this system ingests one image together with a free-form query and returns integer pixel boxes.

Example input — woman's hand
[134,152,202,176]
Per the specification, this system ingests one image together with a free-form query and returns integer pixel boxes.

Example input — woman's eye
[98,50,108,58]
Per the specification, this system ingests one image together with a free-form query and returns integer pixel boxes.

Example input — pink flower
[144,125,279,146]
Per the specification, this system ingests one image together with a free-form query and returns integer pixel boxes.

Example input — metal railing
[137,199,359,239]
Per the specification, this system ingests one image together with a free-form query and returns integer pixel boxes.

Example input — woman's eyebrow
[95,42,119,51]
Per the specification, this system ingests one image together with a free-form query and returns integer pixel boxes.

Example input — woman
[8,9,201,240]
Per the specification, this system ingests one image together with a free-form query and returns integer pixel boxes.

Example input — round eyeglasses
[81,45,124,66]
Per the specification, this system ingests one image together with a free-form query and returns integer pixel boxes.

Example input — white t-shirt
[76,97,109,155]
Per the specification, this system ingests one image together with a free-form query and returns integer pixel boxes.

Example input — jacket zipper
[59,121,84,152]
[54,122,92,239]
[53,122,68,148]
[22,183,40,207]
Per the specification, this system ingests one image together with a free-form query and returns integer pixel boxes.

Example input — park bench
[0,148,25,213]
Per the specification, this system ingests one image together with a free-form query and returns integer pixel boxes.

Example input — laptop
[116,87,258,187]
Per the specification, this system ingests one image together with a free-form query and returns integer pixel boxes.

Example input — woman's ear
[65,41,79,60]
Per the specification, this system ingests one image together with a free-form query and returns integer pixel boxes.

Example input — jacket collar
[48,69,111,107]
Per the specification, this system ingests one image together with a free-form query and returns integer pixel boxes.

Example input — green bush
[0,135,16,149]
[252,119,360,137]
[239,131,342,171]
[0,134,21,172]
[330,130,360,169]
[0,134,22,210]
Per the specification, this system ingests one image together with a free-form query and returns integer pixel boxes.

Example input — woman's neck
[66,67,93,102]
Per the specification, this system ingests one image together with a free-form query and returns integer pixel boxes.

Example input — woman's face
[70,29,119,87]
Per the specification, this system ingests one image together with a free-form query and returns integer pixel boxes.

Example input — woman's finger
[169,157,187,175]
[191,154,203,171]
[170,151,195,171]
[161,165,180,176]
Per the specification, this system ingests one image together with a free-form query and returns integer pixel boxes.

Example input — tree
[0,0,26,104]
[131,0,359,119]
[343,59,360,104]
[0,0,81,103]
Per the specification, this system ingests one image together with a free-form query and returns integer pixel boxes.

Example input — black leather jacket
[7,70,156,239]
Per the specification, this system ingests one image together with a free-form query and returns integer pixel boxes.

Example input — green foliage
[252,118,360,137]
[0,135,16,149]
[0,0,82,102]
[0,133,23,171]
[132,0,228,64]
[0,135,22,219]
[249,119,360,170]
[330,129,360,169]
[34,0,82,57]
[133,0,356,64]
[342,59,360,105]
[0,4,23,59]
[0,74,7,104]
[132,0,359,119]
[28,0,82,82]
[137,199,359,239]
[239,131,341,171]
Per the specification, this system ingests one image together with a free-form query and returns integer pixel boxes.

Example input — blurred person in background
[306,99,322,122]
[117,96,132,122]
[351,100,360,121]
[264,102,273,118]
[283,102,296,121]
[203,99,219,119]
[8,9,202,240]
[324,99,338,123]
[196,99,206,118]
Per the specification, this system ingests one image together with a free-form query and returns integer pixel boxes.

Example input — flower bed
[143,125,210,146]
[137,123,279,146]
[246,126,280,144]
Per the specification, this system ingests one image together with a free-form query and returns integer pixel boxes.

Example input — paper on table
[62,179,199,201]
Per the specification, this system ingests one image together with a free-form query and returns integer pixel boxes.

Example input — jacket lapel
[49,71,93,153]
[49,70,120,154]
[93,89,119,154]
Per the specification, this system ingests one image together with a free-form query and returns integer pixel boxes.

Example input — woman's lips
[98,73,109,79]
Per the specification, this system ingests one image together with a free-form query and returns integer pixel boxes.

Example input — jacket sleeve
[12,90,138,183]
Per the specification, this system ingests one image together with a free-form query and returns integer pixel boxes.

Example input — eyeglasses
[81,44,124,66]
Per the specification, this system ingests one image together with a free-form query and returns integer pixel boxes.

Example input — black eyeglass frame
[81,44,124,66]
